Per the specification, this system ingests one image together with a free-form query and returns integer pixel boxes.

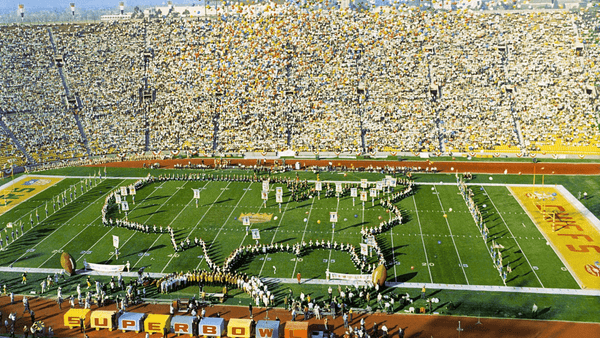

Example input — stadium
[0,0,600,337]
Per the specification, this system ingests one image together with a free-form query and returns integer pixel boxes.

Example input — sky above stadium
[0,0,196,11]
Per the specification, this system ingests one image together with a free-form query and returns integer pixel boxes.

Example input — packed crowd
[0,125,25,168]
[1,7,598,164]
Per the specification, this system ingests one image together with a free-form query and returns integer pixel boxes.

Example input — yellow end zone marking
[510,186,600,290]
[0,176,64,215]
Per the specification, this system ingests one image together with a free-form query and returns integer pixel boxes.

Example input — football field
[0,170,594,294]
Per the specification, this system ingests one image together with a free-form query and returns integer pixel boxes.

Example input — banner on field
[120,186,128,196]
[335,183,342,193]
[366,235,376,246]
[360,243,368,255]
[330,212,337,223]
[327,271,371,282]
[112,235,119,248]
[388,178,397,187]
[369,188,377,198]
[121,201,129,211]
[360,191,368,202]
[251,228,260,240]
[275,187,283,195]
[262,180,269,191]
[129,185,136,195]
[276,194,283,203]
[242,216,250,226]
[86,262,125,273]
[361,179,368,189]
[193,188,200,199]
[115,193,122,204]
[376,181,383,191]
[315,181,322,191]
[350,188,358,197]
[261,191,268,200]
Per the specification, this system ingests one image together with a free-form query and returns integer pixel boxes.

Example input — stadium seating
[0,8,598,160]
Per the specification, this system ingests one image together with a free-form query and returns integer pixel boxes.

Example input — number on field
[331,259,335,263]
[138,253,150,257]
[197,255,204,259]
[532,266,539,270]
[26,249,35,253]
[259,258,264,261]
[429,263,435,266]
[323,259,328,263]
[561,267,567,271]
[267,257,272,261]
[422,262,427,266]
[461,264,468,268]
[52,250,61,254]
[80,250,92,255]
[167,253,179,258]
[290,258,296,261]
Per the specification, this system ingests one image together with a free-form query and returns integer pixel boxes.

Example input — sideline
[0,266,598,296]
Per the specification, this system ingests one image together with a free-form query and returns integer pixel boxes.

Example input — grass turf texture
[0,167,598,322]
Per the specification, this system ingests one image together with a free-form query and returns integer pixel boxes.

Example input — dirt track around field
[0,296,598,338]
[89,158,600,176]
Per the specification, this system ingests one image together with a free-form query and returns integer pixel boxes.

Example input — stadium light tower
[119,1,125,15]
[18,4,24,22]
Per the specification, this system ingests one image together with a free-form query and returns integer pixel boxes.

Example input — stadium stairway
[47,28,92,157]
[0,116,35,164]
[73,113,91,156]
[213,111,220,151]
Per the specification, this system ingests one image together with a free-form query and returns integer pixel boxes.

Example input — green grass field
[1,166,599,322]
[0,168,585,289]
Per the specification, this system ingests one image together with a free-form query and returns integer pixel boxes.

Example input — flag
[360,243,368,255]
[112,235,119,248]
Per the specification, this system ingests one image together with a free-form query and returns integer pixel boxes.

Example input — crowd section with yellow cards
[510,186,600,289]
[0,176,63,215]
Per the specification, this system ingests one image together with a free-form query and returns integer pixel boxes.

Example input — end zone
[510,186,600,290]
[0,175,64,215]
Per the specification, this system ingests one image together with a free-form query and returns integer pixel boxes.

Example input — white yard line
[80,180,168,263]
[10,179,126,266]
[195,182,253,270]
[129,181,191,267]
[258,192,293,276]
[484,187,545,287]
[433,185,470,285]
[136,190,197,270]
[38,214,102,268]
[326,196,341,272]
[457,184,508,284]
[412,195,433,283]
[389,213,398,282]
[291,197,316,279]
[160,181,232,273]
[75,227,113,263]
